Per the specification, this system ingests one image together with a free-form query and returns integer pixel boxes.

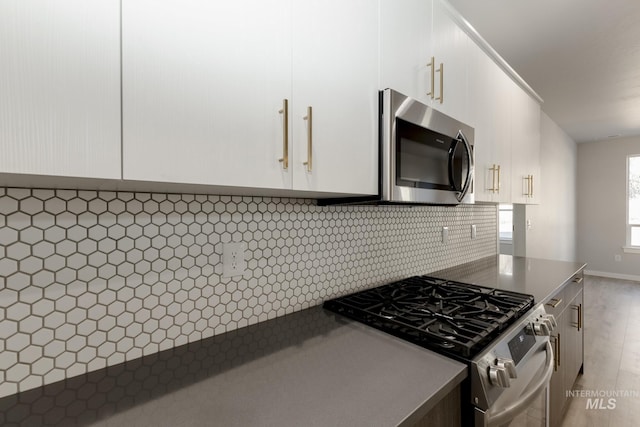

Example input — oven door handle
[485,340,553,427]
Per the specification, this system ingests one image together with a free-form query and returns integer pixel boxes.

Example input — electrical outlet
[223,242,246,277]
[471,224,477,240]
[442,227,449,244]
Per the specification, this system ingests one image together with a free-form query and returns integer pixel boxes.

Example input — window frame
[625,155,640,253]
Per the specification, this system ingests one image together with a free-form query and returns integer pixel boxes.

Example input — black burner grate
[323,276,534,361]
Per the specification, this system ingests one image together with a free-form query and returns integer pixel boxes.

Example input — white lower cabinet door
[122,0,293,189]
[291,0,379,195]
[0,0,121,179]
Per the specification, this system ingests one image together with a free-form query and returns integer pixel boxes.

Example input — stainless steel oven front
[470,304,556,427]
[380,88,475,205]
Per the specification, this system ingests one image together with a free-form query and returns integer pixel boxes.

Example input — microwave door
[448,131,474,202]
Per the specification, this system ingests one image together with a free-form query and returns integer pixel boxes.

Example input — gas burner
[323,275,534,360]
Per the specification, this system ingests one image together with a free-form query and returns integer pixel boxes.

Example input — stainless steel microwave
[380,88,474,204]
[318,89,474,206]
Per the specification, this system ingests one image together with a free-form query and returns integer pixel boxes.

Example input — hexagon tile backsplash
[0,187,497,398]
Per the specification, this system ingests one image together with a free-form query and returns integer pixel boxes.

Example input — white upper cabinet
[291,0,378,194]
[511,88,541,205]
[380,0,470,123]
[429,0,470,123]
[468,42,513,203]
[122,0,293,190]
[123,0,378,196]
[380,0,433,105]
[0,0,121,179]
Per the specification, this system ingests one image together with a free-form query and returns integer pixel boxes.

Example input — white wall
[577,136,640,279]
[521,111,578,262]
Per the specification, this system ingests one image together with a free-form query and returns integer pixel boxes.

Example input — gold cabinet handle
[546,298,563,308]
[427,56,435,99]
[278,99,289,169]
[524,175,533,197]
[573,276,583,284]
[552,334,558,372]
[489,164,497,193]
[303,106,312,172]
[557,332,561,366]
[435,62,444,103]
[578,303,583,330]
[489,164,501,194]
[571,304,582,331]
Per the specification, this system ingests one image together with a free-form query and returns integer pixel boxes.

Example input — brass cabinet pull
[573,276,584,284]
[546,298,563,308]
[435,62,444,103]
[557,333,561,367]
[524,175,534,197]
[579,303,583,331]
[571,305,581,330]
[278,99,289,169]
[427,56,435,99]
[303,106,312,172]
[489,165,497,193]
[489,164,501,194]
[552,334,558,372]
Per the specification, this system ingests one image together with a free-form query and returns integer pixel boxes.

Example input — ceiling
[448,0,640,143]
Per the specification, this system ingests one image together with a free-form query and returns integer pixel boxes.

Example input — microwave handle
[451,131,473,202]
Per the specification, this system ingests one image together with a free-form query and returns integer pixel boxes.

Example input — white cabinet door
[291,0,378,194]
[511,87,541,204]
[122,0,293,189]
[0,0,121,179]
[430,0,470,123]
[468,42,513,203]
[380,0,433,104]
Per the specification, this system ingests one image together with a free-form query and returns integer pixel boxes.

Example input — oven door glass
[395,118,472,199]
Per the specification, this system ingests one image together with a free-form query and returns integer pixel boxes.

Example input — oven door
[475,340,554,427]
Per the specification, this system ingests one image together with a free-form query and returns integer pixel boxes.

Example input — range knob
[543,314,557,330]
[533,321,550,336]
[488,365,510,388]
[496,357,517,379]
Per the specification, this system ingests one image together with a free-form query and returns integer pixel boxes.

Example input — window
[627,155,640,248]
[499,204,513,241]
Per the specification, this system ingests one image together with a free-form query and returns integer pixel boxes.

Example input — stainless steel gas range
[323,275,556,427]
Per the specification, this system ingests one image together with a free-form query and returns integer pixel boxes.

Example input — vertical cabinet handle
[278,99,289,169]
[427,57,435,99]
[524,175,534,197]
[435,62,444,103]
[578,303,582,330]
[552,335,558,372]
[557,332,561,367]
[489,164,501,194]
[303,106,313,172]
[571,305,581,330]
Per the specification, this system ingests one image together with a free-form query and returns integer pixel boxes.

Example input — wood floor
[561,275,640,427]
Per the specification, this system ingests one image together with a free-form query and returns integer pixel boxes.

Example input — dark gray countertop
[3,255,583,426]
[0,306,467,427]
[430,255,587,304]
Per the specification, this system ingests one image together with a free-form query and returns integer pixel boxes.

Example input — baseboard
[584,270,640,283]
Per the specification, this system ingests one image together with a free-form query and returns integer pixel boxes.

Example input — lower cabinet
[412,385,461,427]
[548,275,584,427]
